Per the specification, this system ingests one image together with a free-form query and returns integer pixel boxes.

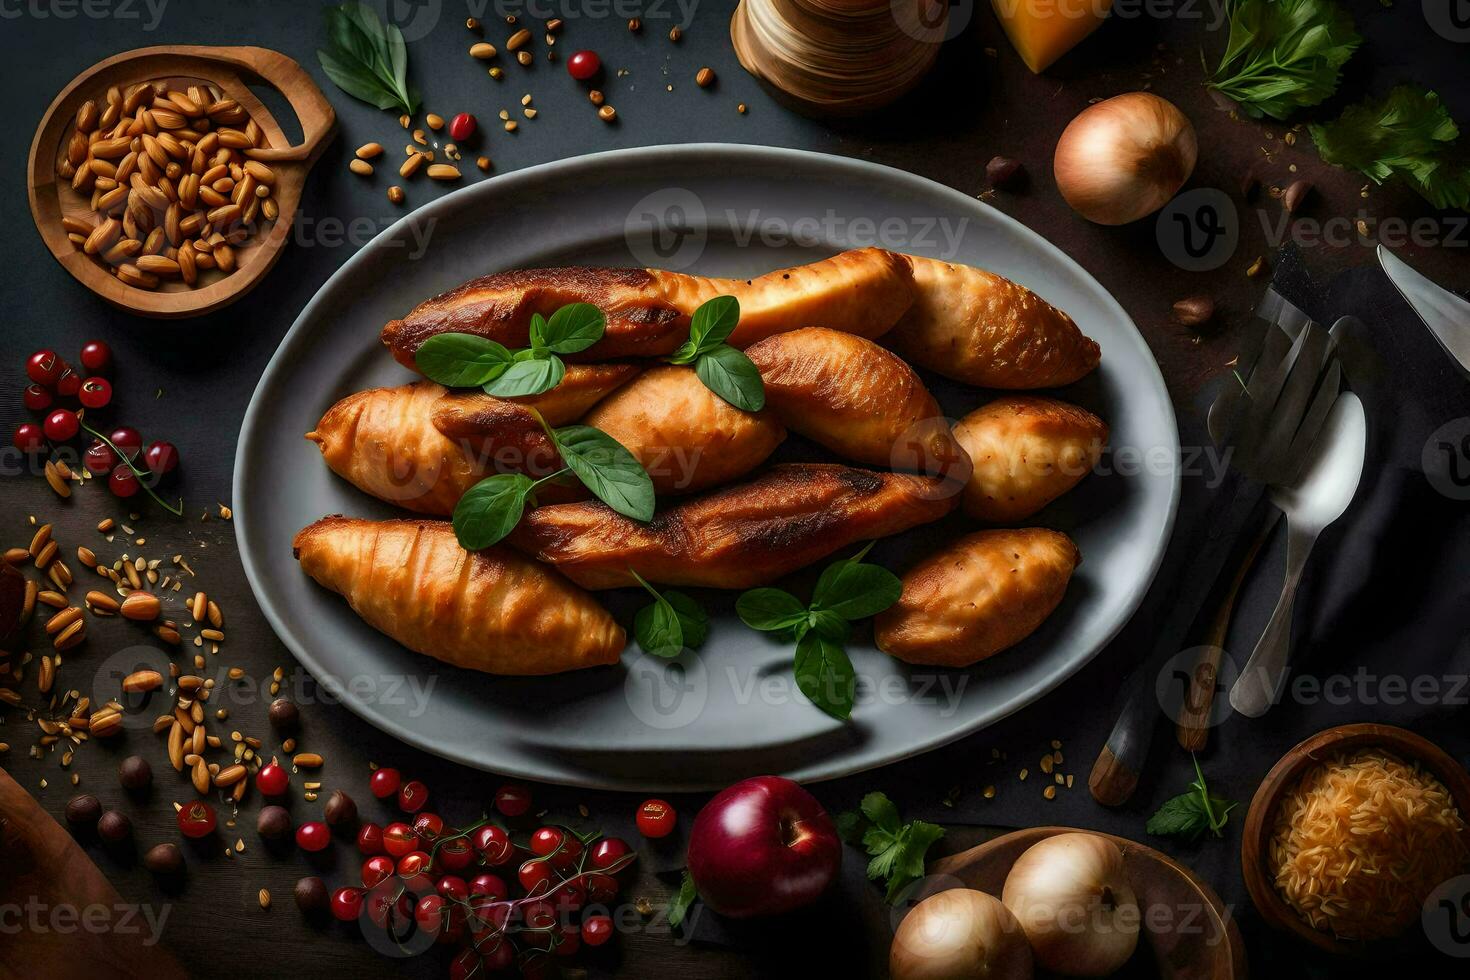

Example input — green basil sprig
[631,571,708,659]
[414,303,606,398]
[316,2,419,116]
[451,423,653,550]
[667,296,765,412]
[735,543,901,720]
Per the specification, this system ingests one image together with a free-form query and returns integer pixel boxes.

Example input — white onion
[890,888,1033,980]
[1001,833,1140,977]
[1053,92,1197,225]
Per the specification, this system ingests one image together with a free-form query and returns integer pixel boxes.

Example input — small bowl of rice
[1242,723,1470,955]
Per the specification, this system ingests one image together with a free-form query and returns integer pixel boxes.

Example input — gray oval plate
[234,144,1179,791]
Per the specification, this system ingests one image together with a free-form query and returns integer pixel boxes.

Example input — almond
[122,670,163,693]
[120,590,161,622]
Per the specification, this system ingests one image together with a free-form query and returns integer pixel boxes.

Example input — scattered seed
[388,185,405,205]
[598,106,617,123]
[696,68,715,88]
[669,26,682,42]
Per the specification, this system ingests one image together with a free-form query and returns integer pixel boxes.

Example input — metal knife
[1379,245,1470,378]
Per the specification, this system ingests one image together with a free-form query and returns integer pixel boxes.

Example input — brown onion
[1053,92,1197,225]
[890,888,1033,980]
[1001,833,1139,976]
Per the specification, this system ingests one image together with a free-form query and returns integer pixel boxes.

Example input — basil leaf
[541,303,607,355]
[669,870,698,929]
[794,631,856,720]
[736,588,808,631]
[812,562,903,622]
[528,313,549,354]
[807,609,851,644]
[667,339,699,366]
[316,49,400,111]
[552,425,655,522]
[664,590,708,648]
[695,345,765,412]
[635,596,684,658]
[485,355,565,397]
[318,3,416,114]
[689,295,740,352]
[414,333,513,387]
[452,474,534,550]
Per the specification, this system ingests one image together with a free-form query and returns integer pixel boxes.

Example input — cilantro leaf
[1209,0,1361,121]
[668,870,698,929]
[838,792,946,905]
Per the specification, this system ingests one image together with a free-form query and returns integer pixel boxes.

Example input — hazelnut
[1171,295,1216,328]
[324,790,358,828]
[985,156,1025,190]
[144,842,184,875]
[97,809,132,843]
[257,805,292,840]
[118,755,153,791]
[295,875,329,914]
[268,697,299,732]
[64,793,101,828]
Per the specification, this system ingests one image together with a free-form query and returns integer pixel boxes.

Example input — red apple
[687,775,841,918]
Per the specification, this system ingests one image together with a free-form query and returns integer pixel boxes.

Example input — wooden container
[28,46,335,318]
[731,0,947,116]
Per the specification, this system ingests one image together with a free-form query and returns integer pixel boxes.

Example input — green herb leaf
[735,589,808,632]
[668,870,698,929]
[451,474,535,550]
[811,547,902,621]
[552,425,655,522]
[688,295,741,353]
[807,608,851,644]
[838,792,946,905]
[540,303,607,355]
[1309,86,1470,210]
[485,355,565,397]
[860,791,901,835]
[794,630,855,720]
[667,339,699,366]
[695,345,765,412]
[318,2,418,115]
[1147,755,1239,841]
[414,333,513,387]
[632,571,707,658]
[1208,0,1360,121]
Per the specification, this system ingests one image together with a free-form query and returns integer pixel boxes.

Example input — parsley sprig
[735,543,901,720]
[1208,0,1361,121]
[1146,755,1238,842]
[414,303,606,398]
[316,2,419,116]
[667,296,765,412]
[631,571,708,659]
[837,792,946,905]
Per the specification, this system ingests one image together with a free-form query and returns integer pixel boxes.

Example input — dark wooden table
[3,2,1468,977]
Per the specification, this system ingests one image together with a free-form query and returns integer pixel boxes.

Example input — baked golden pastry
[887,255,1100,388]
[293,517,624,675]
[875,529,1080,667]
[952,396,1107,522]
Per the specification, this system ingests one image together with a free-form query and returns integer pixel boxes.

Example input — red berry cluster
[14,341,180,500]
[315,768,637,979]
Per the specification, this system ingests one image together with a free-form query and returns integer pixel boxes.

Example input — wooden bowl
[920,826,1247,979]
[1241,723,1470,957]
[27,46,335,318]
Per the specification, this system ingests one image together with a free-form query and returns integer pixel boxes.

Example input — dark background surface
[2,0,1469,977]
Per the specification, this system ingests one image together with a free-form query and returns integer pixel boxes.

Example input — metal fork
[1089,301,1342,806]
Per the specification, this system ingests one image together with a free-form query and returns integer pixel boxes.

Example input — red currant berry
[566,49,601,81]
[482,939,515,972]
[448,112,476,141]
[584,872,620,903]
[382,821,418,857]
[468,872,507,900]
[396,850,431,879]
[521,899,557,931]
[410,812,442,842]
[556,924,581,956]
[636,799,677,838]
[529,826,564,857]
[78,377,112,410]
[397,779,428,814]
[177,800,216,838]
[581,914,614,947]
[108,426,143,460]
[369,767,401,799]
[108,464,140,499]
[55,366,81,398]
[361,855,395,888]
[436,875,468,901]
[472,824,514,865]
[296,821,331,852]
[13,423,46,454]
[493,783,531,818]
[437,835,474,871]
[518,859,554,893]
[83,440,118,475]
[26,350,63,386]
[22,384,52,412]
[365,883,412,930]
[357,822,385,855]
[414,894,446,935]
[448,947,483,980]
[331,886,364,922]
[255,760,288,797]
[589,836,633,871]
[143,440,178,477]
[79,340,112,374]
[43,409,79,443]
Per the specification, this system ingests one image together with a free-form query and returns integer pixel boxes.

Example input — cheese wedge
[991,0,1112,73]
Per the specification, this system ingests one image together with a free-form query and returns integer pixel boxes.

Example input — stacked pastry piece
[295,249,1107,675]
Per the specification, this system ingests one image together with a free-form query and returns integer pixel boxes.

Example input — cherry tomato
[472,824,514,865]
[79,340,113,374]
[108,426,143,461]
[589,836,633,871]
[23,384,52,412]
[566,49,601,81]
[396,850,431,879]
[177,800,216,838]
[55,366,82,398]
[448,112,476,142]
[468,872,507,900]
[83,440,118,475]
[143,441,178,477]
[331,886,364,922]
[555,924,581,956]
[369,766,401,799]
[636,799,677,838]
[438,835,474,871]
[108,463,140,499]
[255,760,288,796]
[357,821,385,855]
[382,821,418,857]
[581,914,614,947]
[532,826,582,870]
[414,894,447,936]
[78,377,112,410]
[518,859,555,893]
[529,826,565,857]
[436,874,469,901]
[493,783,531,818]
[43,409,78,443]
[358,854,393,888]
[296,821,331,852]
[397,779,429,814]
[584,872,620,903]
[13,423,46,454]
[26,350,63,386]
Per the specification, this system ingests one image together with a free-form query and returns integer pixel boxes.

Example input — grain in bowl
[1267,747,1470,941]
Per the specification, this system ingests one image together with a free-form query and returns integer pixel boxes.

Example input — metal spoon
[1229,390,1366,717]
